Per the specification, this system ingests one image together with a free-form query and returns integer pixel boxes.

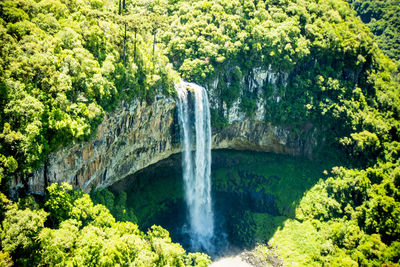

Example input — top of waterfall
[175,80,206,98]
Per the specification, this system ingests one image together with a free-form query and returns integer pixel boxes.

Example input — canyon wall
[23,67,319,195]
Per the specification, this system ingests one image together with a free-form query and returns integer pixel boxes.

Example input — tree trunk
[118,0,121,15]
[153,29,156,56]
[134,29,137,61]
[123,0,126,10]
[123,24,127,66]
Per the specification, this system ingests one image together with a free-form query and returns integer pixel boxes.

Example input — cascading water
[176,80,214,251]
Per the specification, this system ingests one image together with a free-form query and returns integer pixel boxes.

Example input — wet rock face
[23,67,320,195]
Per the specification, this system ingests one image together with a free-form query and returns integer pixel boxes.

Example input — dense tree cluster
[0,183,210,266]
[160,0,398,131]
[91,188,138,223]
[264,162,400,265]
[0,0,399,265]
[348,0,400,69]
[0,0,177,184]
[160,0,400,264]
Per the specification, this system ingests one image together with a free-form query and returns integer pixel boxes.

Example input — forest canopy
[0,0,399,265]
[348,0,400,69]
[0,0,177,182]
[0,183,210,266]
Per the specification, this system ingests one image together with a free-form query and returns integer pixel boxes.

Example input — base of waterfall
[210,247,281,267]
[210,245,284,267]
[108,150,332,264]
[211,255,254,267]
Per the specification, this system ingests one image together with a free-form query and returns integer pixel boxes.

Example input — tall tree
[149,13,166,57]
[123,23,127,65]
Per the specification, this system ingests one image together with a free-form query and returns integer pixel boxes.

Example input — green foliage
[1,207,47,265]
[0,193,13,223]
[219,67,242,109]
[229,210,256,247]
[348,0,400,68]
[0,0,400,265]
[0,183,210,266]
[212,150,334,249]
[161,0,392,131]
[91,188,137,223]
[120,166,184,227]
[0,0,177,185]
[239,93,257,118]
[214,151,399,265]
[45,182,79,225]
[210,108,227,130]
[214,150,333,218]
[0,251,13,267]
[258,162,400,266]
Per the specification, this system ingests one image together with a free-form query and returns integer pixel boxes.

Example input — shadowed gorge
[105,150,333,258]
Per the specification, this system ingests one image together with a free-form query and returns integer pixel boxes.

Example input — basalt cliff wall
[22,67,319,195]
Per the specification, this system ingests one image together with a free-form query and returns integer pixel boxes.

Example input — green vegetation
[267,163,400,265]
[213,151,333,218]
[212,151,400,265]
[161,0,399,130]
[348,0,400,68]
[165,1,400,262]
[0,183,210,266]
[212,151,332,247]
[91,189,138,223]
[0,0,177,183]
[0,0,400,265]
[92,158,184,228]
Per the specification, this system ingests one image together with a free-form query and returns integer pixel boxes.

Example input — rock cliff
[23,67,319,195]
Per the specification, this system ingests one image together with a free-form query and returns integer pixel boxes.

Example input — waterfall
[176,80,214,251]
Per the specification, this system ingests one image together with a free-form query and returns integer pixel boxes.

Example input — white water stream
[176,80,214,251]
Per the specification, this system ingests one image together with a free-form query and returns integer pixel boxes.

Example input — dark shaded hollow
[109,149,331,257]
